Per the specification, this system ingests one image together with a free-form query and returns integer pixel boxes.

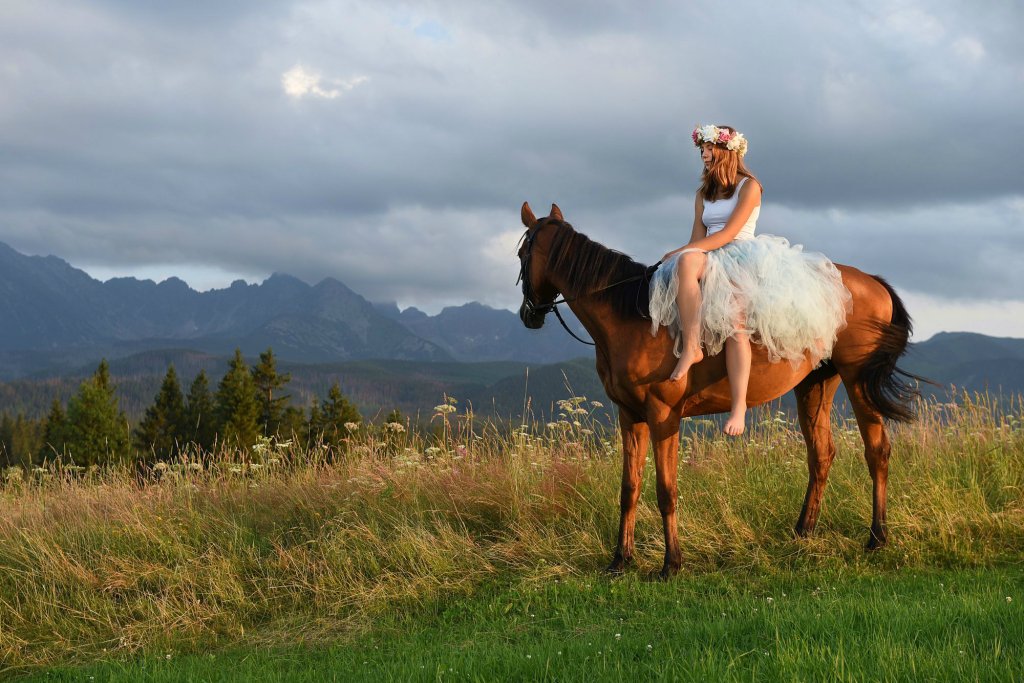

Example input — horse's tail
[856,276,929,422]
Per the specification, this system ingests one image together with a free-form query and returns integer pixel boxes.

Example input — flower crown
[692,124,748,157]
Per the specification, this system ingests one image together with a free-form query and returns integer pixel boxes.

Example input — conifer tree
[18,414,44,468]
[38,399,67,462]
[252,347,291,437]
[2,413,44,468]
[184,370,216,452]
[312,382,362,450]
[134,365,186,462]
[63,360,130,466]
[278,405,307,443]
[306,402,323,447]
[215,349,260,449]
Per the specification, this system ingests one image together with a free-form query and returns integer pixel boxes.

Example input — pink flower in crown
[691,129,699,144]
[718,131,732,142]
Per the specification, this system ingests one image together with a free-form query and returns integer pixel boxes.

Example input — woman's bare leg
[669,251,706,381]
[723,330,751,435]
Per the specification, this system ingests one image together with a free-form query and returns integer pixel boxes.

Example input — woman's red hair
[698,125,760,201]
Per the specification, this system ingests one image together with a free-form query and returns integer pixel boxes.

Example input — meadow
[1,394,1022,681]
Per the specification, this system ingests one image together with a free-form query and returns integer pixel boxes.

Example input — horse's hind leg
[793,370,842,538]
[845,383,892,550]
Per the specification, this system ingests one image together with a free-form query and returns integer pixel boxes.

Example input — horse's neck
[545,270,617,349]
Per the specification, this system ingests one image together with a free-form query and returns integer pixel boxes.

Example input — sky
[1,0,1022,341]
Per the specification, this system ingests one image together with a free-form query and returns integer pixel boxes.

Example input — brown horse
[516,202,922,578]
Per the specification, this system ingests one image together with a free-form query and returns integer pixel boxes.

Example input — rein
[517,225,659,346]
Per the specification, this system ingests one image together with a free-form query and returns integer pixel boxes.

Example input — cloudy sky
[1,0,1022,340]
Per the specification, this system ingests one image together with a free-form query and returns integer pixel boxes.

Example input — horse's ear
[521,202,538,229]
[550,204,564,222]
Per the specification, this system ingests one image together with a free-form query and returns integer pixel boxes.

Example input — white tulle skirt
[649,234,853,365]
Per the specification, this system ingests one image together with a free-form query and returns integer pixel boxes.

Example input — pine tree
[184,370,216,452]
[11,414,44,468]
[312,382,362,450]
[134,365,186,463]
[215,349,260,449]
[251,348,291,437]
[63,360,130,466]
[38,399,67,462]
[306,402,323,447]
[278,405,308,443]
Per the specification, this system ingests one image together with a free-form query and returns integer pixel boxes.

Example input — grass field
[26,568,1024,682]
[2,394,1022,680]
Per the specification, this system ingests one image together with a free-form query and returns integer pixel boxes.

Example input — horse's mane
[545,219,651,320]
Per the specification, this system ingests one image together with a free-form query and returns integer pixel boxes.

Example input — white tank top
[702,177,759,240]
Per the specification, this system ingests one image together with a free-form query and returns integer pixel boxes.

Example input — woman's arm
[684,179,761,252]
[661,192,708,262]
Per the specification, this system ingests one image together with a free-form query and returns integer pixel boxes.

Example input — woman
[649,124,851,436]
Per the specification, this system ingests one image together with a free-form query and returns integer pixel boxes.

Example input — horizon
[5,238,1021,344]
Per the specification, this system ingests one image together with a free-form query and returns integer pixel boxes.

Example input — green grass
[27,568,1024,681]
[2,394,1023,680]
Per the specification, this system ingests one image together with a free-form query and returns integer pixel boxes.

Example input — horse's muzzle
[519,300,546,329]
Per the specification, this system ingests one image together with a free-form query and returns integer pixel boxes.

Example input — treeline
[0,348,389,468]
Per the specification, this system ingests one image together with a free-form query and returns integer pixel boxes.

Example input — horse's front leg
[649,410,682,579]
[606,413,650,574]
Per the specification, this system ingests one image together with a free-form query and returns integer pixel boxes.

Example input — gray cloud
[0,0,1021,325]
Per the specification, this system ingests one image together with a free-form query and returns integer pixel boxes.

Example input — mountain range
[1,240,1023,420]
[0,241,591,380]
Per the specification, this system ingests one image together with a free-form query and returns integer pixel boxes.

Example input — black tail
[857,276,930,422]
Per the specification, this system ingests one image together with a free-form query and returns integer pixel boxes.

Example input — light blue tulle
[649,235,853,365]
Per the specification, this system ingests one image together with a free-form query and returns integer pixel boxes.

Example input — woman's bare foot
[668,349,703,382]
[723,406,746,436]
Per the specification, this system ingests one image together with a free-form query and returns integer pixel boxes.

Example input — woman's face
[701,143,714,169]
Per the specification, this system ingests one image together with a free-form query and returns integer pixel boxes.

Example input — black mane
[545,219,651,320]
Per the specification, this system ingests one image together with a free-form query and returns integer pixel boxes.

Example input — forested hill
[0,352,609,426]
[1,331,1023,426]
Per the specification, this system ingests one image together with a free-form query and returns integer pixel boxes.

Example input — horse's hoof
[605,557,629,576]
[656,564,680,581]
[865,532,888,551]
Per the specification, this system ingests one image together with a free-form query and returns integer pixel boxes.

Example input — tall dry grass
[0,393,1021,672]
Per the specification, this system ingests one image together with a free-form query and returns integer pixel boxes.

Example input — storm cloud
[0,0,1021,339]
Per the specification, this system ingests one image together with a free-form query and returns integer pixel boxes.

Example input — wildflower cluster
[544,396,610,455]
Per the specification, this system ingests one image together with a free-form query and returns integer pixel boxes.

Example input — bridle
[516,221,658,346]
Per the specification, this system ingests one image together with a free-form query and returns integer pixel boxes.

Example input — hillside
[3,329,1022,429]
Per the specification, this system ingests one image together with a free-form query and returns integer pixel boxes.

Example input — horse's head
[516,201,565,329]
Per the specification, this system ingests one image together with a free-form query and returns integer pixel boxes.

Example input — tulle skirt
[649,234,853,365]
